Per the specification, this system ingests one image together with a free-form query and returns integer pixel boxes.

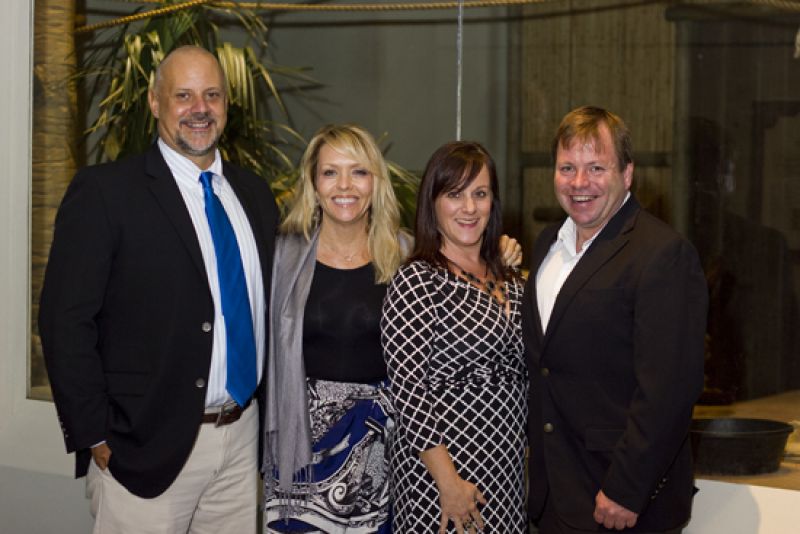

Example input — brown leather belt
[201,399,251,427]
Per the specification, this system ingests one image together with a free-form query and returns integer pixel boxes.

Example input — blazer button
[543,423,554,433]
[541,367,550,377]
[201,322,212,333]
[195,378,206,388]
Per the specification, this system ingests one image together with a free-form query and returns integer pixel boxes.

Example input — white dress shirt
[536,193,630,332]
[158,139,265,408]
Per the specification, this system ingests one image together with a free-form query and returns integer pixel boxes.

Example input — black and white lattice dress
[381,260,528,533]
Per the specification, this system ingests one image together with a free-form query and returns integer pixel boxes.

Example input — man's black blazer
[522,196,708,531]
[39,144,278,498]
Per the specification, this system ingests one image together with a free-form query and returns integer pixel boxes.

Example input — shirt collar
[157,138,223,187]
[555,192,631,256]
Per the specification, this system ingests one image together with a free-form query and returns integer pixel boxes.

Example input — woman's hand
[436,474,487,533]
[419,444,487,533]
[499,234,523,268]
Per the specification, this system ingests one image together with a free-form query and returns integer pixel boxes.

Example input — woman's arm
[420,444,486,533]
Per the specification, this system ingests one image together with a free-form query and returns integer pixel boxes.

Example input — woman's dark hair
[411,141,514,281]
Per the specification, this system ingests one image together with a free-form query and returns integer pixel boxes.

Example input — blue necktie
[199,171,257,407]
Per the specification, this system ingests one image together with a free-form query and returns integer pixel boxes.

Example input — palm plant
[386,155,420,230]
[80,1,307,210]
[78,0,418,218]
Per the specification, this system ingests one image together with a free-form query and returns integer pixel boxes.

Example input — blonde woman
[262,125,521,533]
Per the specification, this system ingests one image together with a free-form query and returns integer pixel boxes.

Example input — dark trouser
[532,497,683,534]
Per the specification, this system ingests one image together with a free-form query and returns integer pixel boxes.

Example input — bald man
[39,46,278,533]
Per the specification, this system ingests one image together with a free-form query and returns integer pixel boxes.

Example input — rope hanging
[455,0,464,141]
[121,0,800,9]
[76,0,554,34]
[75,0,800,35]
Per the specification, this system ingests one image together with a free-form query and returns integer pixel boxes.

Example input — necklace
[320,239,366,263]
[446,257,506,303]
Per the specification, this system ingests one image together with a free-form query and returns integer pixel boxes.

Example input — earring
[312,198,321,227]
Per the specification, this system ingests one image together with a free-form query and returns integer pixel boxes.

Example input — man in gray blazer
[523,106,708,533]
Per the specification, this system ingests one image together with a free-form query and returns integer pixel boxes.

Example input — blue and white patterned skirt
[264,378,394,534]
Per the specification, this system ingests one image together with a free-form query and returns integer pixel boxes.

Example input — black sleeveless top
[303,261,389,383]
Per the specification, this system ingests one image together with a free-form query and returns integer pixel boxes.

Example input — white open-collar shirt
[535,193,630,332]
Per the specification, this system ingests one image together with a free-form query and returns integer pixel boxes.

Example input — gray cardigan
[263,230,320,493]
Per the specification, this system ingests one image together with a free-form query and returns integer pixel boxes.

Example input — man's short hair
[551,106,633,170]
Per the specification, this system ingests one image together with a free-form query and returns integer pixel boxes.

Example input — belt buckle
[215,401,238,427]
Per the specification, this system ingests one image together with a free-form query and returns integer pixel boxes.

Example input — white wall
[0,0,93,532]
[688,479,800,533]
[266,7,509,177]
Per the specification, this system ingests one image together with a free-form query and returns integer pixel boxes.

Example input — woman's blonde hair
[281,124,405,283]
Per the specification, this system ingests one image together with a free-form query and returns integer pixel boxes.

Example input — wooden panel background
[517,0,677,255]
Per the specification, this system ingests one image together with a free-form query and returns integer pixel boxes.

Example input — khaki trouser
[87,403,258,534]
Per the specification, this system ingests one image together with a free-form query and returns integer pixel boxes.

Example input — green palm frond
[387,160,420,230]
[78,3,306,206]
[77,1,418,219]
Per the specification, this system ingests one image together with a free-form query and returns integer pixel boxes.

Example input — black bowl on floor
[690,418,793,476]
